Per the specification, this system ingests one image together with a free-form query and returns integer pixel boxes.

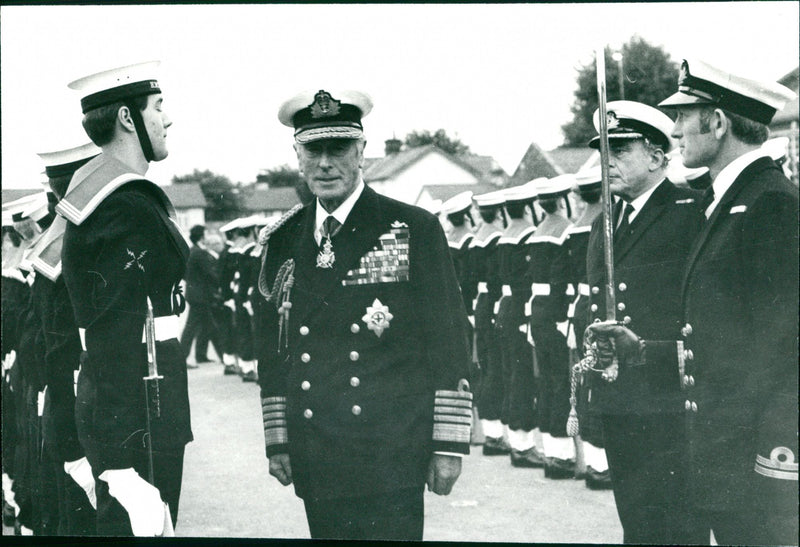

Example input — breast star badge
[362,298,393,337]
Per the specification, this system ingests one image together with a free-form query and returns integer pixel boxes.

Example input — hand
[269,454,293,486]
[243,301,254,317]
[426,454,462,495]
[100,468,165,536]
[64,457,97,509]
[586,321,642,365]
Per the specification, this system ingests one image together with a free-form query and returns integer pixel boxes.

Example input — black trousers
[603,413,704,545]
[499,325,537,432]
[53,457,96,536]
[531,325,570,436]
[303,487,424,540]
[180,303,222,361]
[92,446,185,536]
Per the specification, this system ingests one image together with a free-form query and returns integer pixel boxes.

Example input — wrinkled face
[295,138,365,211]
[671,106,717,169]
[607,139,658,201]
[142,94,172,161]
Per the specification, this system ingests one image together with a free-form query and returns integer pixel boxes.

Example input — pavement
[177,360,624,542]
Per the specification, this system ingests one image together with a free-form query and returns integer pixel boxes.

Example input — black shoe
[3,501,15,527]
[186,362,199,370]
[195,357,211,364]
[482,436,512,456]
[544,457,575,479]
[223,364,238,375]
[242,370,258,382]
[585,466,613,490]
[510,447,546,468]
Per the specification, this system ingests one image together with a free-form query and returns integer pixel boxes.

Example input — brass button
[349,351,359,362]
[591,286,600,295]
[681,323,693,337]
[623,316,632,324]
[350,377,360,387]
[590,304,598,312]
[688,376,695,387]
[303,409,313,419]
[299,326,309,336]
[683,375,690,386]
[301,381,310,391]
[350,323,360,334]
[300,353,311,363]
[618,283,627,292]
[685,400,691,411]
[691,402,698,412]
[684,349,694,361]
[593,318,601,323]
[617,302,626,312]
[351,405,362,416]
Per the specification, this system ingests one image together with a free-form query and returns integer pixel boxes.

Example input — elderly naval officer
[255,89,473,540]
[591,59,798,545]
[58,61,191,536]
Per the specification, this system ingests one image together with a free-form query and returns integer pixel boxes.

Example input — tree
[256,164,303,188]
[172,169,240,221]
[561,36,680,146]
[404,129,470,155]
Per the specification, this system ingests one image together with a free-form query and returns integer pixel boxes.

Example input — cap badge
[678,61,689,86]
[310,90,341,119]
[606,111,619,130]
[362,298,393,337]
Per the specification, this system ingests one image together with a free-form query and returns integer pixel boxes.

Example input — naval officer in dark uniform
[593,60,798,545]
[585,101,704,543]
[256,89,472,540]
[59,61,191,536]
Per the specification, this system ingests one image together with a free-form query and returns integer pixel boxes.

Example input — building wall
[175,207,206,232]
[371,151,479,205]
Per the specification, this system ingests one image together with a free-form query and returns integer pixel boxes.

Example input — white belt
[78,316,180,351]
[531,283,551,296]
[501,285,512,297]
[477,282,488,294]
[578,283,590,296]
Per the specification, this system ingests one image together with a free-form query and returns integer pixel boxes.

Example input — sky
[2,2,798,189]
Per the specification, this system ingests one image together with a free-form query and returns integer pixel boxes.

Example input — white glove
[64,457,97,509]
[243,301,254,316]
[2,350,15,371]
[566,323,577,350]
[224,299,236,312]
[467,315,475,328]
[99,468,165,536]
[556,320,570,338]
[2,473,19,516]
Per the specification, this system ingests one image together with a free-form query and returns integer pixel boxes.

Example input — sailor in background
[59,61,191,536]
[494,181,545,468]
[470,190,511,457]
[526,175,575,479]
[256,88,472,540]
[565,166,611,490]
[594,59,798,545]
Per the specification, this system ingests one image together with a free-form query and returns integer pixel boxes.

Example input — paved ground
[177,361,623,542]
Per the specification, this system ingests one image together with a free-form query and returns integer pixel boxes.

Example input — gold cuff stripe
[435,406,473,416]
[435,398,472,408]
[756,454,799,472]
[436,390,473,400]
[754,463,798,481]
[263,413,286,422]
[677,340,686,389]
[433,425,471,443]
[433,414,472,426]
[264,427,289,446]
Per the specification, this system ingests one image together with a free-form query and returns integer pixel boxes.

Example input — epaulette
[258,204,304,245]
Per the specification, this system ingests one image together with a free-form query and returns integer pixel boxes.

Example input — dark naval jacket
[587,180,702,415]
[59,154,192,474]
[256,185,472,500]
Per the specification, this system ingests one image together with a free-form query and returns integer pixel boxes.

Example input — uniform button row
[682,375,695,387]
[300,324,361,335]
[300,352,361,363]
[684,400,698,412]
[683,349,694,361]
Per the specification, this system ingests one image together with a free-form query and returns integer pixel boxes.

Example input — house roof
[363,145,507,185]
[547,147,599,175]
[420,183,500,202]
[509,144,599,186]
[161,183,208,209]
[2,188,40,205]
[240,185,302,211]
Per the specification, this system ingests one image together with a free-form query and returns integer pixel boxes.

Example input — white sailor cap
[761,136,789,161]
[575,166,602,188]
[503,181,538,203]
[1,212,13,228]
[219,217,244,233]
[590,100,675,152]
[221,215,263,233]
[473,189,506,208]
[3,193,42,217]
[68,61,162,114]
[421,199,443,216]
[278,89,373,144]
[441,191,474,216]
[21,192,50,222]
[37,142,101,179]
[659,59,796,125]
[534,174,574,198]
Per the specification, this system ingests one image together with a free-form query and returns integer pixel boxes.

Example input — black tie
[699,186,715,213]
[322,216,342,240]
[615,203,634,243]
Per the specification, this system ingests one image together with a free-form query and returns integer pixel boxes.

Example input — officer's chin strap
[125,100,155,163]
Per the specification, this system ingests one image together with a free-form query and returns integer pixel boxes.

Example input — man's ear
[357,139,367,169]
[712,108,728,140]
[117,105,136,133]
